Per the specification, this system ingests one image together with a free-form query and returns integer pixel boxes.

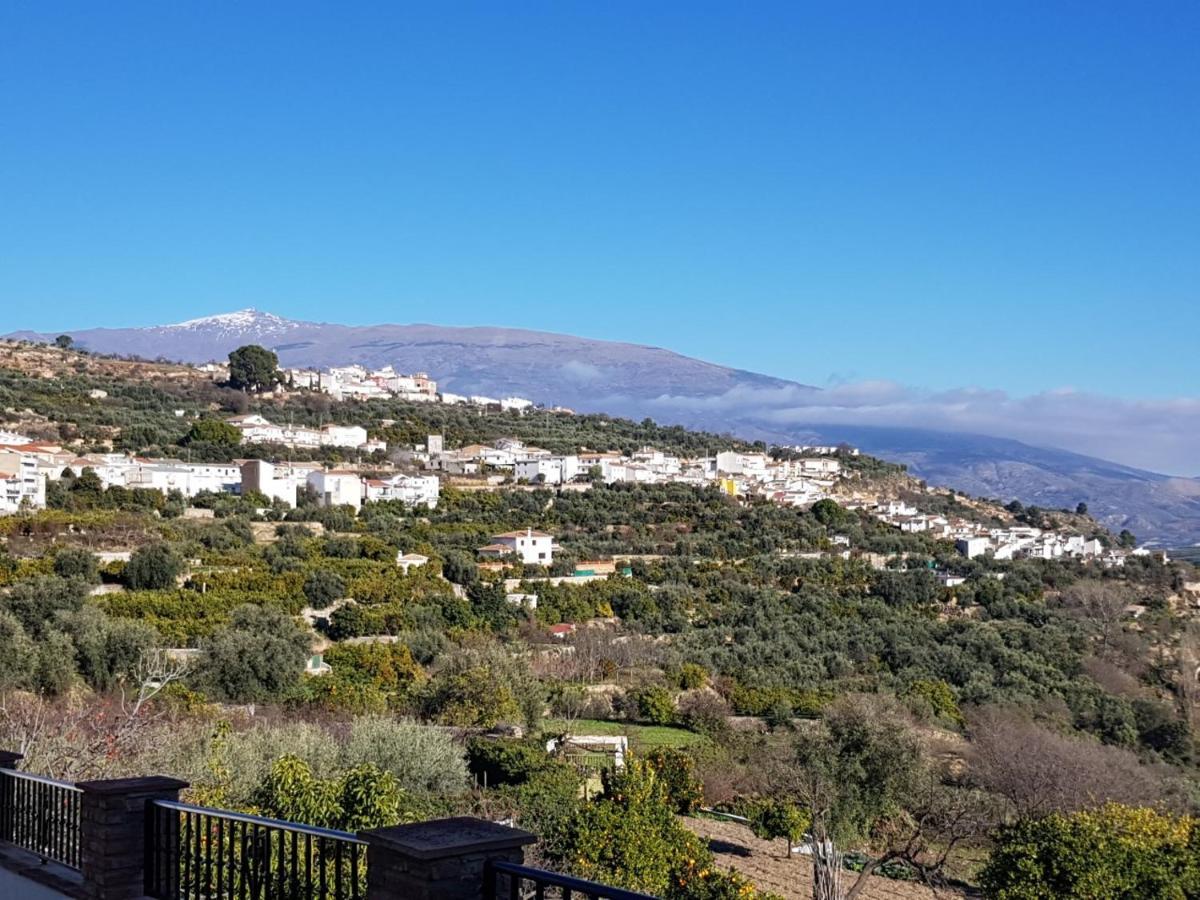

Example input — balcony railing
[0,768,82,869]
[0,750,654,900]
[144,799,367,900]
[484,859,656,900]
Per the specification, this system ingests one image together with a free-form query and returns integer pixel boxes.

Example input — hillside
[2,339,1197,898]
[8,311,1199,545]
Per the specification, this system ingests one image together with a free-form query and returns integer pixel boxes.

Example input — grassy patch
[542,718,706,750]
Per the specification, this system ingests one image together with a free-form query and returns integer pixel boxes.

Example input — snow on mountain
[166,309,299,336]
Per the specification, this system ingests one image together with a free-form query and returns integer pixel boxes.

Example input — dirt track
[683,816,967,900]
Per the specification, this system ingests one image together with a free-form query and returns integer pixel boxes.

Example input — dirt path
[683,816,966,900]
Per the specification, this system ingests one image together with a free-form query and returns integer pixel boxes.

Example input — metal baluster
[230,815,239,899]
[305,832,312,900]
[183,811,193,896]
[334,838,342,899]
[276,827,284,900]
[318,836,328,900]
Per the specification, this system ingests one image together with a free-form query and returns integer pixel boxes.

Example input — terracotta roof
[493,530,553,539]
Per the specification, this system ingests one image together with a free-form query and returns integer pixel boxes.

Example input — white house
[241,460,320,507]
[67,453,140,487]
[363,474,440,508]
[126,460,241,498]
[0,449,46,514]
[484,528,554,565]
[307,470,363,511]
[227,414,322,448]
[955,537,990,559]
[320,424,371,449]
[514,455,582,485]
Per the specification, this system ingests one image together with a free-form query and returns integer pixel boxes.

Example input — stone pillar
[360,816,536,900]
[75,775,188,900]
[0,750,21,844]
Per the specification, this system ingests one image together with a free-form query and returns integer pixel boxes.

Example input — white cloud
[560,359,605,382]
[642,381,1200,477]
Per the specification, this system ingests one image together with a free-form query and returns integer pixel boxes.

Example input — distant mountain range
[9,309,1200,546]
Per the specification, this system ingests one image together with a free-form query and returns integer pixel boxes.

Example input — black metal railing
[0,768,83,868]
[144,799,366,900]
[484,860,656,900]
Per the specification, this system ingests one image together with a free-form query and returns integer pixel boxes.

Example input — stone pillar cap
[76,775,190,794]
[360,816,536,861]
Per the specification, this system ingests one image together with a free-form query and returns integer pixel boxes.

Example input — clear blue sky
[2,1,1197,398]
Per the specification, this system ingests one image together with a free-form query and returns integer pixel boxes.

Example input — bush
[980,803,1199,898]
[467,737,561,788]
[903,678,964,726]
[53,548,99,583]
[643,748,703,814]
[302,570,346,609]
[195,604,312,702]
[254,755,407,832]
[632,684,676,725]
[342,716,469,796]
[675,662,708,690]
[125,543,184,590]
[677,690,730,737]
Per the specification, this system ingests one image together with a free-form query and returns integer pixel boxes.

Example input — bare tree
[966,706,1183,817]
[0,650,190,780]
[1061,580,1130,653]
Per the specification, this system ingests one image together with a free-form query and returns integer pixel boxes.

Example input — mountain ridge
[8,310,1200,545]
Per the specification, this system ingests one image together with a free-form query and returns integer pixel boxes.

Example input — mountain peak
[167,309,297,334]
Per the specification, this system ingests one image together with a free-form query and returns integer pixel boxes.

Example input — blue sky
[2,1,1198,401]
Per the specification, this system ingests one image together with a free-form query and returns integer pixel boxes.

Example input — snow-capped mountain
[167,309,299,337]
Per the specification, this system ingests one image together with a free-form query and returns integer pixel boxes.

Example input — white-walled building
[67,453,140,487]
[320,424,372,449]
[307,470,363,511]
[514,455,582,485]
[955,537,990,559]
[226,415,381,452]
[126,460,242,498]
[241,460,320,507]
[395,552,429,574]
[363,474,440,508]
[228,415,322,448]
[482,528,554,565]
[0,448,46,513]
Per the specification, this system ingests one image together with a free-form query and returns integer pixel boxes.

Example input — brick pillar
[0,750,21,844]
[360,816,536,900]
[75,775,188,900]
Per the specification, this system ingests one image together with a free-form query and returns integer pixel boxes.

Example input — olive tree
[788,698,923,900]
[196,604,312,702]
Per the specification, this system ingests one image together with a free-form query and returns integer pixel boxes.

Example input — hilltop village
[1,350,1144,570]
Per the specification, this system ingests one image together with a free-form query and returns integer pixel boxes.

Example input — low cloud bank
[640,381,1200,477]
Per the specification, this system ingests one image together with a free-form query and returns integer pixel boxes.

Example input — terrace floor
[683,816,970,900]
